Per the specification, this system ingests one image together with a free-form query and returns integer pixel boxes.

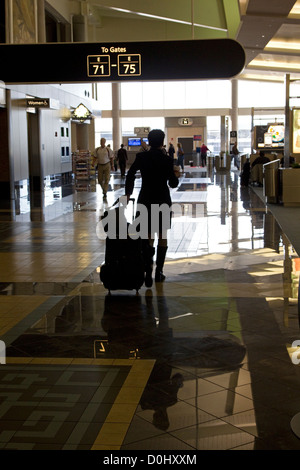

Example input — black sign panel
[26,98,50,107]
[0,39,245,84]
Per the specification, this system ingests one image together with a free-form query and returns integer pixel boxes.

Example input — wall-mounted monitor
[128,138,141,146]
[254,124,284,149]
[142,137,149,144]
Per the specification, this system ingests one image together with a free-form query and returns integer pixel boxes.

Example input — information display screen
[128,138,141,146]
[0,39,245,84]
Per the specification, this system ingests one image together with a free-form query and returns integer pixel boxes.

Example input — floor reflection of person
[140,362,184,431]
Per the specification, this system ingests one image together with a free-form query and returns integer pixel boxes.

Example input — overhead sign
[0,39,245,84]
[26,98,50,107]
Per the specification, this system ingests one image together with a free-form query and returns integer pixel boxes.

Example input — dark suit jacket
[125,148,179,209]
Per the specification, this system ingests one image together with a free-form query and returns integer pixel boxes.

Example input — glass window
[206,80,231,108]
[121,82,143,109]
[94,118,112,147]
[238,80,285,108]
[186,81,207,108]
[121,117,165,136]
[207,116,221,155]
[142,82,164,109]
[238,115,252,155]
[96,83,112,110]
[163,81,187,109]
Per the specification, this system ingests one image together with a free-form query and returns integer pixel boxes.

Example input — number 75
[123,63,136,74]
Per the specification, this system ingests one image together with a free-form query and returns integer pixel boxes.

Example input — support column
[284,74,291,168]
[112,82,121,153]
[231,78,238,151]
[251,107,254,154]
[0,89,15,221]
[28,109,45,222]
[220,116,226,154]
[37,0,46,43]
[76,124,89,150]
[72,14,88,42]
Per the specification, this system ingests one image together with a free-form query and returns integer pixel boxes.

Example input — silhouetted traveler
[117,144,128,177]
[168,143,175,160]
[252,150,270,167]
[125,129,179,286]
[177,142,184,171]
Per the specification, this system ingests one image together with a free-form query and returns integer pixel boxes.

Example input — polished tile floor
[0,162,300,451]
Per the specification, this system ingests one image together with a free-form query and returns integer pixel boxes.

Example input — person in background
[240,158,251,187]
[117,144,128,178]
[250,151,270,187]
[231,142,240,170]
[94,138,114,199]
[125,129,179,287]
[139,141,149,152]
[252,150,270,168]
[177,142,184,171]
[168,143,175,161]
[200,143,210,167]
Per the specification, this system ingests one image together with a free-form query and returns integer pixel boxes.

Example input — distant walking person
[200,143,210,167]
[117,144,128,177]
[177,142,184,171]
[231,142,240,170]
[168,143,175,161]
[125,129,179,287]
[94,138,114,199]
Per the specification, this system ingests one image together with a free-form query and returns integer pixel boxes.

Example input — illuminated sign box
[0,39,245,84]
[253,124,284,149]
[292,108,300,154]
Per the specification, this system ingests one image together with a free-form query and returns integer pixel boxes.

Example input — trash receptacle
[263,159,280,203]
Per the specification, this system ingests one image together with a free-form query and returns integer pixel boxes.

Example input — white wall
[7,83,95,181]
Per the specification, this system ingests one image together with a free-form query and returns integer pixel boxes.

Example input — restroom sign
[26,98,50,108]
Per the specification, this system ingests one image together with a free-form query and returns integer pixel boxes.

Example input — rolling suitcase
[100,197,146,293]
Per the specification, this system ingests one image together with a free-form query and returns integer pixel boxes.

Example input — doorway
[178,137,194,164]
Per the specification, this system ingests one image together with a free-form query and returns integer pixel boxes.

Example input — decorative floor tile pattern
[0,166,300,451]
[0,359,154,450]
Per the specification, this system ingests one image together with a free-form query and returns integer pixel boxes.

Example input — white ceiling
[236,0,300,81]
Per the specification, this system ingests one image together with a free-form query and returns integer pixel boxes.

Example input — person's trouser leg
[120,162,125,176]
[102,163,111,196]
[155,238,168,282]
[97,165,104,192]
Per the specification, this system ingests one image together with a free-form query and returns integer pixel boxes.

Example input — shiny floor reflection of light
[0,164,300,451]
